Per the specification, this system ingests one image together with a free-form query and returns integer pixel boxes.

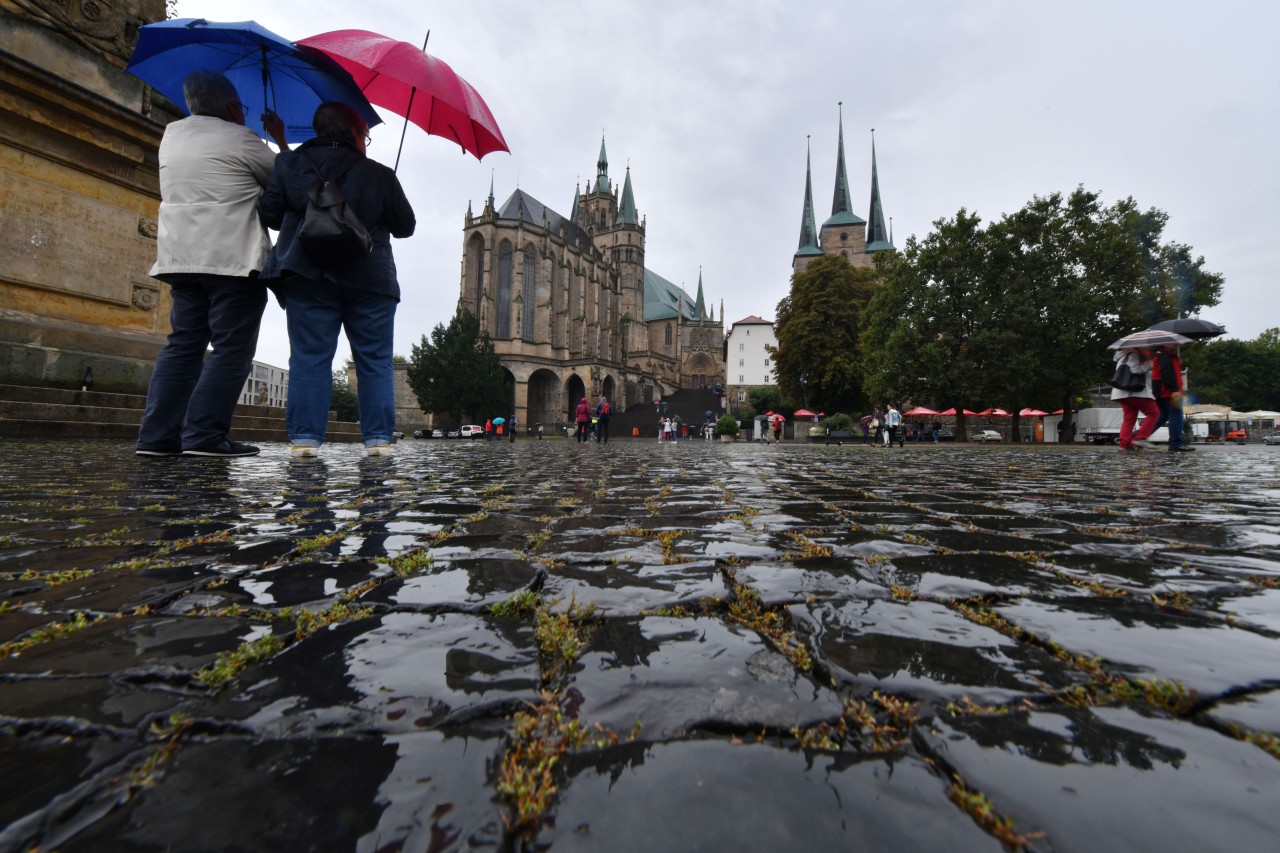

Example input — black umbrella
[1147,318,1226,340]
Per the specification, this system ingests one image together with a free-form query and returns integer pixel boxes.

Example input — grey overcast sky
[180,0,1279,371]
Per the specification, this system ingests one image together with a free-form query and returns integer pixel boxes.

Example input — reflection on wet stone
[0,439,1278,849]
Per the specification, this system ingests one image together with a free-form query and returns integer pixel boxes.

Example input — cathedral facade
[793,107,894,276]
[458,139,723,426]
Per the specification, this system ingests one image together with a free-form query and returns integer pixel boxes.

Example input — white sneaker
[290,445,319,458]
[365,444,394,457]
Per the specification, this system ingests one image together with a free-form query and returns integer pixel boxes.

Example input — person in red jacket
[1151,345,1193,452]
[575,397,591,443]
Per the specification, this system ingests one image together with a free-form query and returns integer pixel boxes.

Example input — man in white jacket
[136,71,287,457]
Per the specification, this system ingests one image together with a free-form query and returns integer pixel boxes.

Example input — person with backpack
[595,396,612,444]
[1150,345,1193,452]
[258,103,415,458]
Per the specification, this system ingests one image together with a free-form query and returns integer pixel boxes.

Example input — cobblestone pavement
[2,438,1278,851]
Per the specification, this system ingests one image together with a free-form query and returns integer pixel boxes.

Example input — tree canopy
[861,187,1223,433]
[771,254,879,415]
[406,309,506,422]
[1181,328,1280,412]
[329,368,359,423]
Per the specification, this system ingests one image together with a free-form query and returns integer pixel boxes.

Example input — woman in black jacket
[258,102,415,457]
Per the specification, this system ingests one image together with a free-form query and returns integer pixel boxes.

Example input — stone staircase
[610,388,726,439]
[0,383,363,443]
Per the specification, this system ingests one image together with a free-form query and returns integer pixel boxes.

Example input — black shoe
[182,440,260,457]
[1169,445,1196,452]
[136,445,181,457]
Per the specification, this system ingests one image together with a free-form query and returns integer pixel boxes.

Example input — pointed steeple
[571,181,580,221]
[823,102,865,228]
[694,268,706,322]
[616,165,638,224]
[595,135,609,193]
[866,129,893,252]
[795,136,823,258]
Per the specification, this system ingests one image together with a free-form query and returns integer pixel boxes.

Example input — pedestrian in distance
[1110,347,1160,450]
[575,397,591,443]
[884,404,902,447]
[509,414,518,443]
[136,71,289,458]
[485,418,492,441]
[258,101,415,458]
[595,396,611,444]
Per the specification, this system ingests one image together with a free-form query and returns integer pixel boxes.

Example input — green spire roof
[615,165,637,225]
[823,103,865,229]
[866,131,893,252]
[595,135,609,193]
[570,182,580,221]
[694,269,705,321]
[795,138,823,257]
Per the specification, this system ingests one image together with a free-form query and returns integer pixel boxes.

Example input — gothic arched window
[468,234,485,319]
[665,324,672,346]
[522,245,537,340]
[496,241,513,338]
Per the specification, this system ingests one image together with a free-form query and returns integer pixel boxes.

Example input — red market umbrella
[903,406,938,416]
[1019,408,1049,417]
[297,29,509,167]
[794,408,817,417]
[937,408,978,416]
[977,408,1011,417]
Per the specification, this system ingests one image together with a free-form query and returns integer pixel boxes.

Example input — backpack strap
[301,149,360,185]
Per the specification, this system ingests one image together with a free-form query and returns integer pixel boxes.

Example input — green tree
[747,386,785,415]
[862,209,998,437]
[771,254,878,415]
[406,309,506,422]
[1182,328,1280,411]
[330,368,359,422]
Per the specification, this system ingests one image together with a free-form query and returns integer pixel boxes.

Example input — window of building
[521,247,536,340]
[738,375,744,383]
[496,241,513,338]
[737,390,746,402]
[665,324,672,345]
[738,358,744,367]
[738,342,744,351]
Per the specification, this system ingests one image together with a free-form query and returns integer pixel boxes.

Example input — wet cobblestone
[1,438,1278,851]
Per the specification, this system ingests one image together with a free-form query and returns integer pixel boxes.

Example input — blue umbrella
[492,417,505,425]
[126,18,381,143]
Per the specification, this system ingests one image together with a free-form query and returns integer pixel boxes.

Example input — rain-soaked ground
[1,437,1278,851]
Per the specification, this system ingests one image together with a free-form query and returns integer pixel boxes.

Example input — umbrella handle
[393,32,430,173]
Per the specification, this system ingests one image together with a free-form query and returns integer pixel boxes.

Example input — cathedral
[458,138,724,426]
[793,106,894,276]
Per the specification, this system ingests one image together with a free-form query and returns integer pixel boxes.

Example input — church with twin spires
[793,105,895,277]
[458,138,723,427]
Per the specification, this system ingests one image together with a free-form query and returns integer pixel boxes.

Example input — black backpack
[296,150,372,267]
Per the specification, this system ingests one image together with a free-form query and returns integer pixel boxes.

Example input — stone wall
[0,2,176,393]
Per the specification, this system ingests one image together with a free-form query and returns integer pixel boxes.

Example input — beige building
[457,138,724,426]
[1,0,178,393]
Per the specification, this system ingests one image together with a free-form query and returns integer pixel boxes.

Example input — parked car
[1262,430,1280,446]
[459,425,484,439]
[446,428,460,438]
[1225,428,1248,444]
[413,428,434,439]
[936,428,955,442]
[971,429,1003,443]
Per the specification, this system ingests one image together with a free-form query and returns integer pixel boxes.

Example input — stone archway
[565,374,586,421]
[685,352,717,389]
[602,375,616,406]
[527,369,559,428]
[500,368,516,418]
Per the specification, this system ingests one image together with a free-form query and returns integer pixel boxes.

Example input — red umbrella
[903,406,938,416]
[1019,408,1048,417]
[937,408,978,416]
[977,408,1011,417]
[297,30,509,167]
[794,408,817,417]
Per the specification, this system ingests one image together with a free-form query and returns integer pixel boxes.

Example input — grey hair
[313,102,367,141]
[182,70,239,118]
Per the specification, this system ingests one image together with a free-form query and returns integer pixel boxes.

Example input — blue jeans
[283,279,396,447]
[1155,397,1186,448]
[137,275,266,451]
